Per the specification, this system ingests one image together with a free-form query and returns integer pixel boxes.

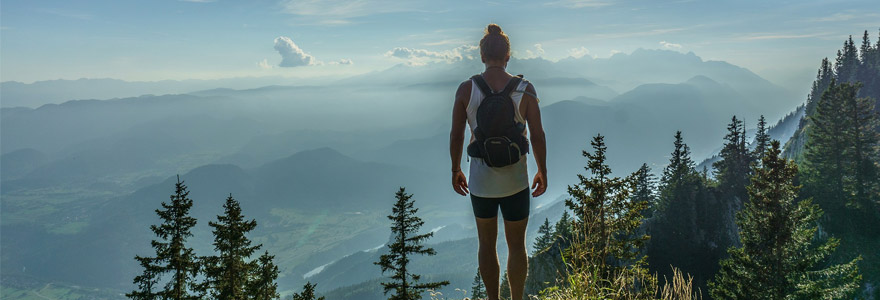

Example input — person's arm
[524,83,547,197]
[450,81,470,196]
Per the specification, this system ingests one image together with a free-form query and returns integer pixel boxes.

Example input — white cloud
[740,33,826,41]
[274,36,317,67]
[523,43,546,59]
[610,49,622,56]
[385,45,479,64]
[568,46,590,58]
[814,13,856,22]
[660,40,682,49]
[330,58,354,65]
[545,0,612,8]
[258,59,272,69]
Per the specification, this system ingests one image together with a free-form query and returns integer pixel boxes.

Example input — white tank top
[467,76,530,198]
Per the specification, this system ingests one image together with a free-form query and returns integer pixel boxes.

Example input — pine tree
[709,141,862,299]
[714,115,752,204]
[500,271,511,300]
[374,187,449,300]
[803,58,835,120]
[128,175,200,300]
[753,115,771,161]
[532,218,554,255]
[649,131,722,291]
[524,211,574,296]
[563,134,650,281]
[656,131,699,228]
[201,194,261,299]
[842,81,880,213]
[553,210,572,243]
[250,251,280,300]
[630,163,657,218]
[292,282,325,300]
[127,256,160,299]
[471,269,487,300]
[803,79,850,214]
[836,36,860,83]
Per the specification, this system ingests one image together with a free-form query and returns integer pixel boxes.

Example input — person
[449,23,547,300]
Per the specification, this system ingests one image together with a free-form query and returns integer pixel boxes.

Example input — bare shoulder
[455,80,472,104]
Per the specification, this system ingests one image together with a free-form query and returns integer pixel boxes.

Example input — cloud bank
[385,45,478,64]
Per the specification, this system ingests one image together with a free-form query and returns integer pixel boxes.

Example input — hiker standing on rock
[449,23,548,300]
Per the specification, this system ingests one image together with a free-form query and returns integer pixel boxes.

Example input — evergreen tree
[532,218,554,255]
[753,115,771,161]
[630,163,657,218]
[524,211,574,296]
[374,187,449,300]
[127,256,160,300]
[836,36,860,83]
[656,131,699,230]
[709,141,862,299]
[471,269,487,300]
[553,210,572,243]
[804,79,850,213]
[649,131,720,292]
[250,251,280,300]
[714,115,752,204]
[802,79,880,232]
[291,282,325,300]
[842,82,880,213]
[802,57,835,121]
[500,271,511,300]
[201,194,261,299]
[563,134,650,281]
[128,175,200,300]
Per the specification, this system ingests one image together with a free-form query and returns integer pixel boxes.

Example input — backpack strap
[470,74,494,95]
[501,76,523,97]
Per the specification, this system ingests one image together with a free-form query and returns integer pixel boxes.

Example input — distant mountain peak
[685,75,721,86]
[269,147,355,168]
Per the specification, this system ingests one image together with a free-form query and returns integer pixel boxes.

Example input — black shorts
[470,188,530,221]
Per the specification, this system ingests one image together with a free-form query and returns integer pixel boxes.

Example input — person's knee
[507,245,527,258]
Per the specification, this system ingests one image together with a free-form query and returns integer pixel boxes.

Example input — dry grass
[535,265,702,300]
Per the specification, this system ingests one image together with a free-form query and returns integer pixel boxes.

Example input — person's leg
[475,216,500,300]
[499,188,530,300]
[503,217,529,300]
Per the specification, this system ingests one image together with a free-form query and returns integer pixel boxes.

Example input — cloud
[330,58,354,65]
[274,36,317,67]
[545,0,613,8]
[568,46,590,58]
[660,41,682,49]
[385,45,479,64]
[815,13,856,22]
[258,59,273,69]
[810,12,880,22]
[740,33,826,40]
[523,44,546,58]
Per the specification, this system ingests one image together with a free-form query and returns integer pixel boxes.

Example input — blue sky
[1,0,877,91]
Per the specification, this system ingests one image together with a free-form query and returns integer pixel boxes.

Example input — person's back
[448,23,547,300]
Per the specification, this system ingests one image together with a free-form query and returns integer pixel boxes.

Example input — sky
[1,0,878,91]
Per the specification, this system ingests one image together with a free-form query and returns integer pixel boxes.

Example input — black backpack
[466,74,530,168]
